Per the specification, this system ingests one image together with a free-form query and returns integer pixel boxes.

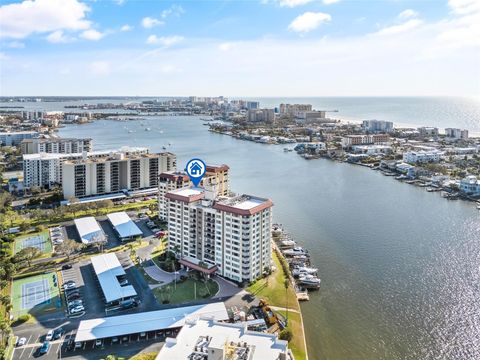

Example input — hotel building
[62,151,176,199]
[158,164,230,220]
[165,187,273,283]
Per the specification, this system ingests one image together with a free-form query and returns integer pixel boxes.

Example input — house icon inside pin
[189,162,202,176]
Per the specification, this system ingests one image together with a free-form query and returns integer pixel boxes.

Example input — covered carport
[74,302,229,345]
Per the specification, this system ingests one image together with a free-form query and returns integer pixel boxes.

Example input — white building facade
[460,176,480,196]
[21,137,92,154]
[165,188,273,283]
[403,150,443,164]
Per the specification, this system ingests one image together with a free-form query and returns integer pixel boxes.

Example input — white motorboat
[283,247,307,256]
[292,266,318,277]
[298,274,321,288]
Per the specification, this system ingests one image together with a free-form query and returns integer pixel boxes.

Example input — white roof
[107,212,143,238]
[156,318,289,360]
[74,217,106,244]
[231,197,264,210]
[171,188,204,197]
[75,302,228,342]
[90,253,137,303]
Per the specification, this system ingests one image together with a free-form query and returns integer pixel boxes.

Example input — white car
[63,282,76,290]
[16,337,27,347]
[70,306,84,314]
[45,330,54,341]
[67,300,83,308]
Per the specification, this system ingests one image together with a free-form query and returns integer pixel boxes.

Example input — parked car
[66,293,81,301]
[95,339,102,347]
[45,330,54,341]
[38,341,50,355]
[16,337,27,347]
[139,332,146,339]
[67,299,83,307]
[111,337,119,344]
[70,307,84,315]
[74,342,82,349]
[122,336,129,342]
[62,264,72,270]
[66,339,75,351]
[63,282,76,290]
[53,327,64,340]
[119,279,129,286]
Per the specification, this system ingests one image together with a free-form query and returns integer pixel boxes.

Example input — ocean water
[57,114,480,360]
[2,96,480,133]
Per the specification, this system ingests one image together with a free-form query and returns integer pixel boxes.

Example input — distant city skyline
[0,0,479,96]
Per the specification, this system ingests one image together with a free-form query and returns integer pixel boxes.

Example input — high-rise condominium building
[362,120,394,133]
[23,153,64,188]
[62,151,176,199]
[247,109,275,123]
[165,187,273,283]
[158,164,230,220]
[21,137,92,154]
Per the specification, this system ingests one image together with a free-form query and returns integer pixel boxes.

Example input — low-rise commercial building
[166,188,273,283]
[90,253,137,305]
[157,318,291,360]
[351,145,392,155]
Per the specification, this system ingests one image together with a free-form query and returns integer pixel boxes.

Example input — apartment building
[459,175,480,196]
[445,128,469,140]
[342,134,390,147]
[62,151,176,199]
[418,127,439,138]
[21,137,92,154]
[403,150,443,164]
[362,120,394,133]
[0,131,38,146]
[247,109,275,123]
[165,188,273,283]
[158,164,230,220]
[23,153,64,188]
[279,103,313,116]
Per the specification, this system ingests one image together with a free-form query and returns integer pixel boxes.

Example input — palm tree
[284,279,290,326]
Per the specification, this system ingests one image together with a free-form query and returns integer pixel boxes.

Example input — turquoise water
[59,115,480,360]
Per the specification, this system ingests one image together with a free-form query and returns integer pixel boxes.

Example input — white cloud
[0,0,91,39]
[46,30,72,43]
[120,24,133,32]
[278,0,314,7]
[6,41,25,48]
[80,29,104,41]
[288,12,331,33]
[161,4,185,18]
[323,0,340,4]
[89,61,110,75]
[0,52,9,60]
[141,17,164,29]
[398,9,419,19]
[146,35,184,47]
[448,0,480,15]
[219,42,235,51]
[375,19,423,36]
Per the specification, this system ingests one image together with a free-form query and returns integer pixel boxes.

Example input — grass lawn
[246,251,299,311]
[152,278,219,305]
[11,272,63,318]
[14,230,52,256]
[275,309,307,360]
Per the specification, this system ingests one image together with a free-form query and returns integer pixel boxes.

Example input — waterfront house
[459,175,480,196]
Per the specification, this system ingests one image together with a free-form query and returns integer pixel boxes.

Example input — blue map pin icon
[185,158,207,187]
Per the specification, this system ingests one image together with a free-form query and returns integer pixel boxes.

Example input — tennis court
[14,231,52,255]
[11,273,62,317]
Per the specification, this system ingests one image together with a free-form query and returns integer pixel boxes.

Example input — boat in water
[297,274,321,289]
[283,247,307,257]
[292,266,318,277]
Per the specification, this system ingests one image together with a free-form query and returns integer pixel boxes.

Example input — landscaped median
[246,251,308,360]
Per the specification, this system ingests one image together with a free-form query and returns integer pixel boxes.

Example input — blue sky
[0,0,479,96]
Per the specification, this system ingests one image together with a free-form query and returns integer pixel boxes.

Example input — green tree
[284,279,290,325]
[15,246,42,267]
[56,239,84,260]
[279,327,293,342]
